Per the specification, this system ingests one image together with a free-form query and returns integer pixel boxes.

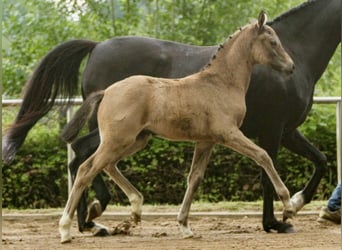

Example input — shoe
[317,206,341,224]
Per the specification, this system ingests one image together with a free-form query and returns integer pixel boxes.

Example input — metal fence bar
[3,96,342,185]
[313,97,341,183]
[1,98,83,106]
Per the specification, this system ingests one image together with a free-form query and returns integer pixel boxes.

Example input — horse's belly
[147,115,218,142]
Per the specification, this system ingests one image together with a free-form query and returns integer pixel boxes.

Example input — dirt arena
[2,202,341,250]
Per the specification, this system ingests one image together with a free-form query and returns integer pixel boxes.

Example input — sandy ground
[2,205,341,250]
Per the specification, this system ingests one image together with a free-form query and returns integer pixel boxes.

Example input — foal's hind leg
[103,131,152,224]
[70,129,111,236]
[178,142,214,238]
[59,140,134,243]
[60,152,108,243]
[103,165,144,224]
[222,129,295,220]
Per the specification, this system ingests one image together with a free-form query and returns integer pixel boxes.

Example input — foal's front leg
[222,129,295,220]
[178,142,214,238]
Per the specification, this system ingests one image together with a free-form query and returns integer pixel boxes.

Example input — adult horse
[2,0,340,234]
[59,12,295,243]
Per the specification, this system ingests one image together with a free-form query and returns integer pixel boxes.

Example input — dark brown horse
[3,0,340,234]
[59,12,295,243]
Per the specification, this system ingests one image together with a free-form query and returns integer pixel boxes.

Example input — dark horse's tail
[61,91,105,144]
[2,39,98,164]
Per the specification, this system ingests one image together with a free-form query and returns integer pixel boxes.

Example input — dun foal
[59,12,295,243]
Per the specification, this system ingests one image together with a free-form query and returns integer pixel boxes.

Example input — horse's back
[81,36,216,96]
[81,37,165,95]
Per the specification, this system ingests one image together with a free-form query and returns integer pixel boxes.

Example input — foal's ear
[257,10,267,30]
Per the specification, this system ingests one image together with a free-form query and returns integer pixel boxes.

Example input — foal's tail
[2,39,98,164]
[61,91,105,143]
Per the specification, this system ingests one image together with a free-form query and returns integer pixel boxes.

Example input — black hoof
[94,228,110,237]
[81,221,96,233]
[277,222,295,233]
[264,220,295,233]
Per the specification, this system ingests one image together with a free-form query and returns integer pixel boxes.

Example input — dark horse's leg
[281,129,326,210]
[259,128,326,233]
[69,129,110,235]
[258,129,294,233]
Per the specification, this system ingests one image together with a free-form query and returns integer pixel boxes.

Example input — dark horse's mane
[267,0,317,25]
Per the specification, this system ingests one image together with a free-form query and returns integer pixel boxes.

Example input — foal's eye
[270,40,277,46]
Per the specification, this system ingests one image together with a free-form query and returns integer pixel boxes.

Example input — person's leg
[318,183,341,224]
[327,183,341,211]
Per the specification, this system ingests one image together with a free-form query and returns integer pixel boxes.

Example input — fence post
[336,100,341,183]
[66,105,75,195]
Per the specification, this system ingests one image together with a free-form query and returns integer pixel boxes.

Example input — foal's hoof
[183,233,194,239]
[131,212,141,225]
[283,208,296,222]
[61,237,72,244]
[179,224,194,239]
[60,233,72,244]
[290,191,305,212]
[111,221,133,235]
[59,216,72,243]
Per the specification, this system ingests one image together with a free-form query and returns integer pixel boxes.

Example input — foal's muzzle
[272,60,295,75]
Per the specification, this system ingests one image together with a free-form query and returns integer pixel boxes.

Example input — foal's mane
[202,23,252,70]
[267,0,317,25]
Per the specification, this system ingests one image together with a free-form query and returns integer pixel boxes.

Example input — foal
[59,11,295,243]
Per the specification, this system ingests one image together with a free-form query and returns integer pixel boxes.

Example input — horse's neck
[201,31,254,93]
[163,43,218,78]
[272,0,340,83]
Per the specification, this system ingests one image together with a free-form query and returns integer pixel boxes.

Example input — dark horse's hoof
[264,220,295,233]
[82,221,110,237]
[93,228,110,237]
[278,223,295,233]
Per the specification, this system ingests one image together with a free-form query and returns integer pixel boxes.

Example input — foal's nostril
[288,64,295,74]
[283,63,295,74]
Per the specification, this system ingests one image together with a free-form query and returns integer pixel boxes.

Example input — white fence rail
[3,96,342,191]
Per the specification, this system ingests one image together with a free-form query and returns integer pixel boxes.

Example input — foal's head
[251,11,295,74]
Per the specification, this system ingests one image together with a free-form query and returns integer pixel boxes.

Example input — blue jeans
[327,183,341,212]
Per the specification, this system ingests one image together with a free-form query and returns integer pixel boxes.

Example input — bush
[2,108,69,208]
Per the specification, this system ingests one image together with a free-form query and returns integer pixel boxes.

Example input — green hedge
[2,109,68,208]
[2,105,338,208]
